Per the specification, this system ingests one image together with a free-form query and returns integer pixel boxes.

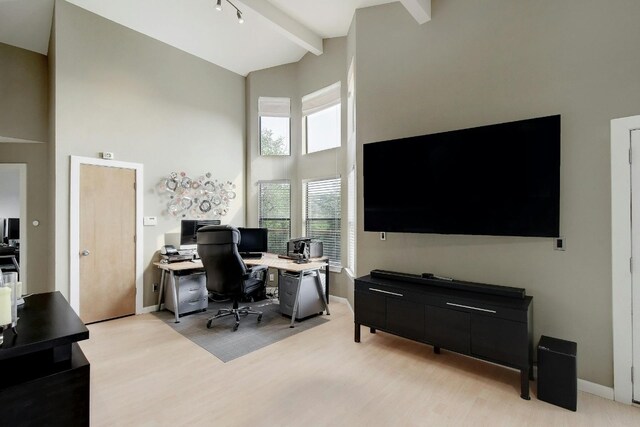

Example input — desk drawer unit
[165,272,207,316]
[279,271,325,319]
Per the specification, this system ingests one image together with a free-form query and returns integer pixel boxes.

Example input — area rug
[152,299,329,362]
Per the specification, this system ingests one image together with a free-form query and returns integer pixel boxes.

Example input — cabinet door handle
[446,302,496,313]
[369,288,403,297]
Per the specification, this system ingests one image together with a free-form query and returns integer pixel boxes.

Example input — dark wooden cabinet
[425,305,470,354]
[355,273,533,399]
[0,292,90,426]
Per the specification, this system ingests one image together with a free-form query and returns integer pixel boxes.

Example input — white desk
[154,253,330,327]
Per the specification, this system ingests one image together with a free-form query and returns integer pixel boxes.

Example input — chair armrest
[246,264,268,275]
[243,264,268,280]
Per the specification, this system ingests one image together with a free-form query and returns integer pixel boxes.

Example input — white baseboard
[139,305,160,314]
[578,379,614,400]
[329,295,354,314]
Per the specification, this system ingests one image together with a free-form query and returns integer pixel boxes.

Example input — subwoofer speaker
[537,335,577,411]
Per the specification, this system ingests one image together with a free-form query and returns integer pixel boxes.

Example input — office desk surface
[244,253,328,272]
[154,253,328,273]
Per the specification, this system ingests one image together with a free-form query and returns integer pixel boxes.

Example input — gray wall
[246,38,352,298]
[0,42,48,142]
[0,43,51,294]
[354,1,640,387]
[52,1,246,307]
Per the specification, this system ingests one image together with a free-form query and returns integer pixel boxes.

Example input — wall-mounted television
[363,115,560,237]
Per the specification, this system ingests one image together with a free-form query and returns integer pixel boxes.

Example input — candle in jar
[0,287,11,325]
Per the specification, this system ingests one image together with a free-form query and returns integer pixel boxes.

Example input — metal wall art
[159,172,236,219]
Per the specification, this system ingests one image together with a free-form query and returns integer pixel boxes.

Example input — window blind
[258,181,291,255]
[258,97,290,118]
[301,82,341,116]
[347,168,356,274]
[305,178,341,266]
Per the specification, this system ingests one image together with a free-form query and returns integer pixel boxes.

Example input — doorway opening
[0,164,27,292]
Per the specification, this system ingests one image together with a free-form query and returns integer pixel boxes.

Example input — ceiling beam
[399,0,431,25]
[237,0,323,55]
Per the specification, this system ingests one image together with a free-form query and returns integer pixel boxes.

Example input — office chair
[197,225,268,331]
[0,246,19,278]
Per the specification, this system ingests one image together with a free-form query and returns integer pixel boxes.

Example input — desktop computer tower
[278,271,325,320]
[537,335,577,411]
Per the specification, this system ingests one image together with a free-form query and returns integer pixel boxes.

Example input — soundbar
[369,269,526,300]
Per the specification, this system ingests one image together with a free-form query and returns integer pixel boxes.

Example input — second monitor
[237,227,268,258]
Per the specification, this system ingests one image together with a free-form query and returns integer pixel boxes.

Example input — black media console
[354,270,533,399]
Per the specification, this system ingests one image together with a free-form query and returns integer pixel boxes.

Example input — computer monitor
[180,219,221,249]
[6,218,19,240]
[237,228,268,253]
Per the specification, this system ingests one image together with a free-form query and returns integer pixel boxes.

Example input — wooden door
[79,164,136,323]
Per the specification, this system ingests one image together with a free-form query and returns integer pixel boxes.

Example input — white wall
[53,1,246,307]
[353,1,640,387]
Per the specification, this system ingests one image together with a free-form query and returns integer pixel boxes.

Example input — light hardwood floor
[80,300,640,426]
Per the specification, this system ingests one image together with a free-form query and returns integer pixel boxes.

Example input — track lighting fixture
[215,0,244,24]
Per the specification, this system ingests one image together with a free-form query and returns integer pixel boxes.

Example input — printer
[287,237,323,259]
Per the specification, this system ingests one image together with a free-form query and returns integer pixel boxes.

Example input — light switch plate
[554,237,565,251]
[144,216,158,226]
[101,152,114,160]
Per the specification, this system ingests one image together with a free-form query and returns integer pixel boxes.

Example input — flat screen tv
[237,228,269,253]
[363,115,560,237]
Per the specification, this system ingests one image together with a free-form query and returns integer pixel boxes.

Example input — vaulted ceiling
[0,0,431,76]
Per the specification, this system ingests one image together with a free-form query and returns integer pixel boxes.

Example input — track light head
[216,0,222,11]
[237,10,244,24]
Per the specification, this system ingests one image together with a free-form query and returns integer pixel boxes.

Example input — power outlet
[380,232,386,241]
[269,273,275,282]
[153,283,159,292]
[554,237,566,251]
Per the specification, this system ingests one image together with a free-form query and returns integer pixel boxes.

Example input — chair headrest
[197,225,240,245]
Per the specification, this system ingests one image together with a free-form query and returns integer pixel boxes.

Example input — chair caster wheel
[257,314,263,322]
[233,322,239,332]
[206,320,213,329]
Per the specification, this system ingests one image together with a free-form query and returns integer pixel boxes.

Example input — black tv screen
[363,115,560,237]
[237,228,268,253]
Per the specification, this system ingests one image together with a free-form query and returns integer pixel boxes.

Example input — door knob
[81,249,90,256]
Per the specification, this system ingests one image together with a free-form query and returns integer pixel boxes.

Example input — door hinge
[134,182,137,190]
[631,257,633,274]
[630,147,633,164]
[134,235,137,244]
[632,366,634,383]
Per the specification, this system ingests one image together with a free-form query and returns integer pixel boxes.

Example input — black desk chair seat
[197,225,268,332]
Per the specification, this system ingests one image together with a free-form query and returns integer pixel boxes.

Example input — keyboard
[240,252,263,259]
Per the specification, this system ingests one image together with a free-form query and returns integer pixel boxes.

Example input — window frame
[302,176,342,271]
[302,82,342,155]
[258,180,291,255]
[258,97,291,156]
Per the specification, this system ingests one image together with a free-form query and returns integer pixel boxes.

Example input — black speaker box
[537,335,577,411]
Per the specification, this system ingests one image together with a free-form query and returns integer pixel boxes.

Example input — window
[259,97,290,156]
[347,167,356,275]
[304,178,341,267]
[302,82,341,154]
[258,181,291,255]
